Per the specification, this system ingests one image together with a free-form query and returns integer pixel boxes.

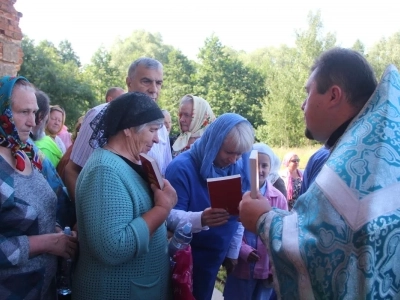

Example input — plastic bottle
[168,223,193,257]
[57,227,73,298]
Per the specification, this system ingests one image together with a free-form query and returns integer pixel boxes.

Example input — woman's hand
[151,179,177,214]
[29,232,78,259]
[201,207,230,227]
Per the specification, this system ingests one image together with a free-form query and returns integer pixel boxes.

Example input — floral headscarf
[172,95,215,153]
[0,76,42,171]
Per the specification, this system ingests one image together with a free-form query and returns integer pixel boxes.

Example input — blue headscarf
[0,76,41,171]
[189,113,252,193]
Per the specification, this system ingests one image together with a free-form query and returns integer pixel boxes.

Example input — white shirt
[70,103,107,167]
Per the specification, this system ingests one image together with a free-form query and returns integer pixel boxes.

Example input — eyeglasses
[290,159,300,163]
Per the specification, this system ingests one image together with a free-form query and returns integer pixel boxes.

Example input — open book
[206,174,242,215]
[139,153,164,190]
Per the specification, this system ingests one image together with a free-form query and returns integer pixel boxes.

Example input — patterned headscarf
[172,95,215,153]
[189,113,253,193]
[0,76,42,171]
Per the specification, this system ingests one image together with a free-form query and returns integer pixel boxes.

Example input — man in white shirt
[64,57,172,200]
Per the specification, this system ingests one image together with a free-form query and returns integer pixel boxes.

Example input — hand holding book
[201,207,230,227]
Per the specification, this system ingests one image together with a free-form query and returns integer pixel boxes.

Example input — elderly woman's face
[47,110,63,135]
[130,124,160,154]
[213,135,243,168]
[179,102,193,133]
[11,87,38,143]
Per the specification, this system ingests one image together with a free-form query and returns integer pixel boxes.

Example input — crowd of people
[1,47,399,300]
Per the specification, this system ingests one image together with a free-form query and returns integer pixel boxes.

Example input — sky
[14,0,400,65]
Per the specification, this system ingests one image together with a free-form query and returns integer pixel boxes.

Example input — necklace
[106,145,123,156]
[105,145,139,163]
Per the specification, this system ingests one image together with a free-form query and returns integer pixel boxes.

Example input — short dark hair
[34,90,50,124]
[127,57,163,79]
[311,48,377,110]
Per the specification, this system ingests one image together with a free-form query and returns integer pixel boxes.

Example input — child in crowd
[223,143,288,300]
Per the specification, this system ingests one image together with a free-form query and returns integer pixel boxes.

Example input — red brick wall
[0,0,23,77]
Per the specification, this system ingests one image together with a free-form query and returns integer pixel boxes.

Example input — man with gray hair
[64,57,172,201]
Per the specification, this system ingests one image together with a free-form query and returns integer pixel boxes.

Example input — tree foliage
[194,35,266,127]
[18,14,400,147]
[19,36,97,128]
[82,46,124,102]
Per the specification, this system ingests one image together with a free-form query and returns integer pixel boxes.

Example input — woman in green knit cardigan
[73,92,177,300]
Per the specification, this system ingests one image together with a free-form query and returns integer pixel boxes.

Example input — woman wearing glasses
[280,152,303,210]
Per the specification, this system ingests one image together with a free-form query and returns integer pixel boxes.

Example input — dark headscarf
[0,76,42,171]
[189,113,252,193]
[89,92,164,148]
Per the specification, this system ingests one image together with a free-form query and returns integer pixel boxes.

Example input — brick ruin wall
[0,0,23,77]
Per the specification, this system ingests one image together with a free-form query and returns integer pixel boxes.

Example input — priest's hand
[239,191,271,233]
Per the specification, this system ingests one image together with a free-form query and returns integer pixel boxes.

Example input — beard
[305,128,315,140]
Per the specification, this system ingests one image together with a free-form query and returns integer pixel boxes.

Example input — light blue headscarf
[189,113,252,193]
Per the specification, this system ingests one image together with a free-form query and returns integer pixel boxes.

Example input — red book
[139,153,164,190]
[207,174,242,215]
[249,150,259,199]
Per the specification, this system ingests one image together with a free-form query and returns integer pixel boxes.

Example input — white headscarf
[172,95,215,152]
[252,142,281,184]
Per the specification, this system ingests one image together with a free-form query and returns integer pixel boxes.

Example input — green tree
[19,36,97,128]
[352,39,366,55]
[110,30,173,77]
[82,46,124,102]
[59,40,81,67]
[367,32,400,79]
[254,11,337,147]
[194,35,266,128]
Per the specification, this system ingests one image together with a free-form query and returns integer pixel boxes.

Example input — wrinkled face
[287,155,300,171]
[47,110,63,135]
[130,124,160,155]
[258,153,271,187]
[11,87,38,143]
[163,113,172,133]
[301,69,330,142]
[179,102,193,133]
[126,65,163,102]
[213,135,243,168]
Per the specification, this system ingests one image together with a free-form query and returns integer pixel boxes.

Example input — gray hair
[127,57,163,79]
[11,80,35,105]
[225,121,254,153]
[34,90,51,123]
[134,118,165,133]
